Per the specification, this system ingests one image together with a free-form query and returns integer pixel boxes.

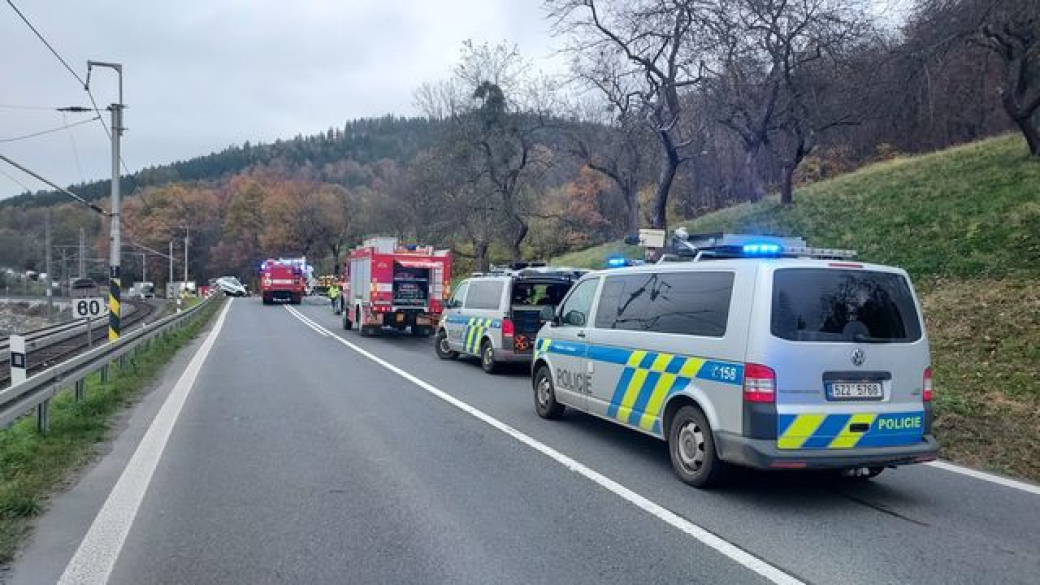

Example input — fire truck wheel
[435,329,458,360]
[480,339,499,374]
[342,309,351,330]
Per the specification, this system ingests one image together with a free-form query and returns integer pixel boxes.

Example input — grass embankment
[556,134,1040,481]
[0,297,223,564]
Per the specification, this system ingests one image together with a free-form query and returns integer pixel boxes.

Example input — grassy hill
[556,134,1040,481]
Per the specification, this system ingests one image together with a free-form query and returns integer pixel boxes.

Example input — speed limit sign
[73,297,110,319]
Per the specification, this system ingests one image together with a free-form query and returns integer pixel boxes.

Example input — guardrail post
[37,398,50,434]
[100,364,109,384]
[75,378,85,401]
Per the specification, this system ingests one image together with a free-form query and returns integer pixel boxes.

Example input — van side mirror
[564,310,586,327]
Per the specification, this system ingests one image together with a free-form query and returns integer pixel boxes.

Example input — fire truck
[259,258,307,305]
[340,237,452,337]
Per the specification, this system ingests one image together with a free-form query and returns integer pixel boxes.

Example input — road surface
[11,298,1039,584]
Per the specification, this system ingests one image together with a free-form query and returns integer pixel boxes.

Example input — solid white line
[926,460,1040,497]
[284,305,329,337]
[313,319,803,585]
[57,299,234,585]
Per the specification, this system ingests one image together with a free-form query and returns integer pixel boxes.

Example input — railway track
[0,300,158,389]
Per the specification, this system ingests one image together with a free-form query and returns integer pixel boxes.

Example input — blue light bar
[742,243,782,256]
[606,256,628,268]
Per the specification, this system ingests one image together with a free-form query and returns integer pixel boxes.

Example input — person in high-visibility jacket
[328,283,340,311]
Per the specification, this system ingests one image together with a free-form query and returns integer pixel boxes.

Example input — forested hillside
[0,0,1035,293]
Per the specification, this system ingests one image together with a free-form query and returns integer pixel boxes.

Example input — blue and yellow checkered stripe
[538,342,743,434]
[776,412,924,450]
[452,317,500,354]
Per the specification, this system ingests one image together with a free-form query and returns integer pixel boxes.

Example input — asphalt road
[11,298,1040,584]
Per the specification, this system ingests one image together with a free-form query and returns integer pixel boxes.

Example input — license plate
[395,313,405,323]
[828,382,883,400]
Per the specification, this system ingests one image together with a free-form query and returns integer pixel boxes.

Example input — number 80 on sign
[73,297,110,319]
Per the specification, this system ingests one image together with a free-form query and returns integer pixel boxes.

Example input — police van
[532,231,938,487]
[436,265,586,373]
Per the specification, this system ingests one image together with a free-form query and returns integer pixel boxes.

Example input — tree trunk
[510,215,529,264]
[780,164,796,205]
[651,144,680,230]
[744,147,766,202]
[474,241,489,273]
[624,184,640,239]
[1010,112,1040,156]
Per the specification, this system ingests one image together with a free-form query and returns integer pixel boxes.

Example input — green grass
[556,135,1040,278]
[0,298,223,564]
[554,134,1040,481]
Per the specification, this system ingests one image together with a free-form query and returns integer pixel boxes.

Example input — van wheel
[668,406,726,488]
[480,339,498,374]
[435,330,457,359]
[534,366,565,419]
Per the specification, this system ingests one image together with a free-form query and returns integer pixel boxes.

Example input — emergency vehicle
[259,258,306,304]
[436,264,586,373]
[340,237,451,337]
[532,230,938,487]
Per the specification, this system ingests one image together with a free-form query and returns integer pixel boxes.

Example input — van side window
[450,281,470,308]
[595,272,734,337]
[558,278,599,327]
[464,281,504,310]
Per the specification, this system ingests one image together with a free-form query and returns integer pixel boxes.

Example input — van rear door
[755,265,930,451]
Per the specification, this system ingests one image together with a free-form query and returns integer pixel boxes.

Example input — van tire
[435,329,458,359]
[480,339,498,374]
[668,405,727,488]
[533,366,565,419]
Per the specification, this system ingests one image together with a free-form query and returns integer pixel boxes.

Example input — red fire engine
[340,237,451,337]
[259,258,306,305]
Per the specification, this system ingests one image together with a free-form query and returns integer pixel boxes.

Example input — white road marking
[57,299,234,585]
[284,305,329,337]
[306,318,804,585]
[926,460,1040,497]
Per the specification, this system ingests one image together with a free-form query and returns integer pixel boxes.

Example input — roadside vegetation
[556,134,1040,481]
[0,297,223,564]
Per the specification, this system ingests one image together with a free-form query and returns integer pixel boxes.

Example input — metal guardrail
[0,296,217,433]
[0,315,109,360]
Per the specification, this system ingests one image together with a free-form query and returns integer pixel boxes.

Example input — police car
[532,231,938,487]
[436,265,585,373]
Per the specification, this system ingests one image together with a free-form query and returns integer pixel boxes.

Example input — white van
[532,233,938,487]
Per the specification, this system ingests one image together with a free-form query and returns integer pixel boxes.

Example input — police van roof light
[606,256,628,268]
[742,243,782,256]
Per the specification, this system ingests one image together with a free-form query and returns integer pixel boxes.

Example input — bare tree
[551,0,711,230]
[565,102,654,238]
[913,0,1040,156]
[705,0,874,204]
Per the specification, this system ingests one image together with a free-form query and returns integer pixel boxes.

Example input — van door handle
[576,331,586,339]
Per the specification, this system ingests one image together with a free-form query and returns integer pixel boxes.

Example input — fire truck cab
[260,258,307,305]
[341,237,452,337]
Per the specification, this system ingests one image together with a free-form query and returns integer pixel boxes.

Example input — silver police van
[532,232,938,487]
[436,265,585,373]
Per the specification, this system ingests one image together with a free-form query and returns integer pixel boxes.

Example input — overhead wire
[62,112,87,183]
[0,165,33,192]
[4,0,133,176]
[0,115,100,144]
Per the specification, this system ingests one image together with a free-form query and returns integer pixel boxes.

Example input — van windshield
[771,269,922,343]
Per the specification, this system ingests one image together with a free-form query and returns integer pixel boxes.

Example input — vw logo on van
[851,348,866,366]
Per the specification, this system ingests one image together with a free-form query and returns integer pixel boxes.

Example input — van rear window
[771,269,922,343]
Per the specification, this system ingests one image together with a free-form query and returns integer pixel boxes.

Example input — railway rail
[0,300,158,389]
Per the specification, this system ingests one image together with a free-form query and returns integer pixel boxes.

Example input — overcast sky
[0,0,569,200]
[1,0,909,201]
